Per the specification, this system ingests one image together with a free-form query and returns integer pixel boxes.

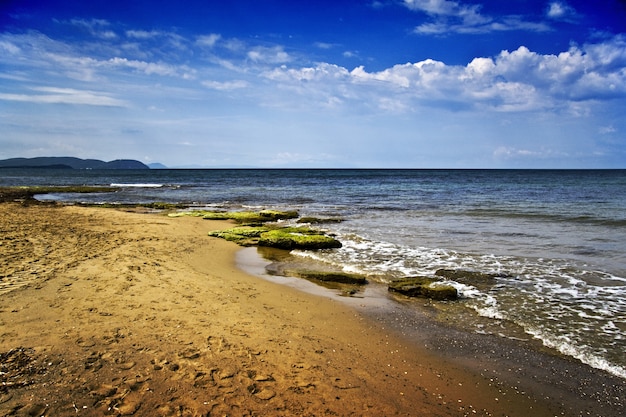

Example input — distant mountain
[0,157,149,170]
[148,162,168,169]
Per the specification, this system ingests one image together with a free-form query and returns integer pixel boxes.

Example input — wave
[464,208,626,227]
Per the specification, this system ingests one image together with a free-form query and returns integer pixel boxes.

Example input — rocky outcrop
[257,228,342,250]
[169,210,299,225]
[208,226,342,250]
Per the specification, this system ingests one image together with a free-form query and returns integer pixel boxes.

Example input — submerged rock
[282,269,366,285]
[296,217,344,224]
[388,277,458,301]
[434,269,508,289]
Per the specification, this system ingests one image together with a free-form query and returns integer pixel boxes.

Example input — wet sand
[0,203,624,416]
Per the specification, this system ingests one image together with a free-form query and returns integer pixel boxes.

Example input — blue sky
[1,0,625,168]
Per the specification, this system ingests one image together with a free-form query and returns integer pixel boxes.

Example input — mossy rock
[258,227,342,250]
[208,227,269,246]
[388,277,458,301]
[296,217,344,224]
[168,211,211,218]
[171,209,298,224]
[208,226,341,250]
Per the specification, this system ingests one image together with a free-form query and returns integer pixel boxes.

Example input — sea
[2,168,625,379]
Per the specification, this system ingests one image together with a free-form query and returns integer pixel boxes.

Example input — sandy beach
[1,203,624,416]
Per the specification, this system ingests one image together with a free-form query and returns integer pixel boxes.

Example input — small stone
[255,388,276,400]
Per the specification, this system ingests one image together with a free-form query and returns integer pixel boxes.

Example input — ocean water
[2,168,625,378]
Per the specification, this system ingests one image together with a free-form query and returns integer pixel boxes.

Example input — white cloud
[314,42,335,49]
[262,36,626,114]
[201,80,248,90]
[66,18,118,40]
[126,30,163,39]
[546,1,577,21]
[0,86,127,106]
[247,46,291,64]
[0,40,20,54]
[406,0,551,35]
[107,57,195,79]
[196,33,221,48]
[599,125,617,134]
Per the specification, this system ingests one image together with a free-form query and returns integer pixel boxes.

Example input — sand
[0,203,623,416]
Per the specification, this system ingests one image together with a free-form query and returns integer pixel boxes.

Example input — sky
[1,0,625,168]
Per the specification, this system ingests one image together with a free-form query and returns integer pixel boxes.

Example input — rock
[203,210,298,224]
[297,217,344,224]
[283,270,367,285]
[434,269,508,289]
[258,228,342,250]
[169,209,298,224]
[208,227,269,246]
[388,277,457,300]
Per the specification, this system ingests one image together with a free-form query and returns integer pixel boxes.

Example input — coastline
[0,204,623,416]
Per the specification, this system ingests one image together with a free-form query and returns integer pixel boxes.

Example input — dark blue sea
[2,168,625,378]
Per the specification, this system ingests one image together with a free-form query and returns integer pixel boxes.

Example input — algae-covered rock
[388,277,457,301]
[258,227,342,250]
[296,217,344,224]
[258,209,299,221]
[208,226,342,250]
[170,209,299,224]
[208,227,269,246]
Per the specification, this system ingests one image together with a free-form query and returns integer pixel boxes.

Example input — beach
[1,203,624,416]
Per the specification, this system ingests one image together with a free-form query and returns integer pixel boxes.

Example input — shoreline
[0,203,623,416]
[237,246,626,416]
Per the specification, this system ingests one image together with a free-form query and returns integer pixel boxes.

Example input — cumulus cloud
[546,1,578,21]
[262,36,626,113]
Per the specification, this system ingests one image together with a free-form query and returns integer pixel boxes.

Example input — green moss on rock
[257,227,342,250]
[208,225,342,250]
[388,277,458,301]
[208,226,269,246]
[296,217,344,224]
[170,209,298,224]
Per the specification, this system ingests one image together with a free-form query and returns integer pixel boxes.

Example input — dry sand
[0,203,621,416]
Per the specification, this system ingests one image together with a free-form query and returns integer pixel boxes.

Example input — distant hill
[148,162,167,169]
[0,157,149,170]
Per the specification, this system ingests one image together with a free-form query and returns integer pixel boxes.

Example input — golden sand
[0,204,563,416]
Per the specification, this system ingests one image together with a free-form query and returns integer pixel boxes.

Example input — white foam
[525,327,626,379]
